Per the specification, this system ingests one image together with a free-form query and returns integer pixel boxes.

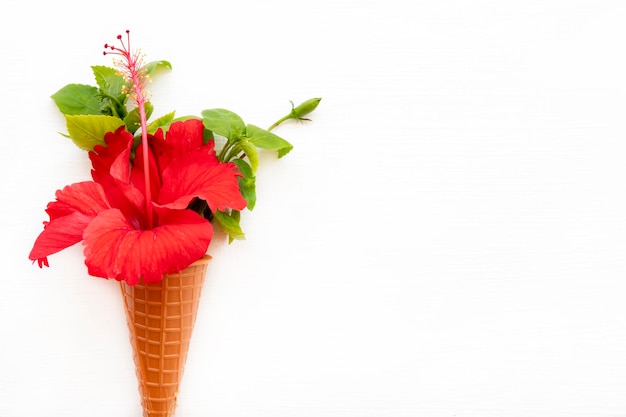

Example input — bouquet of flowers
[28,30,320,416]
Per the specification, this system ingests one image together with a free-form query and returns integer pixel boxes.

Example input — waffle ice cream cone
[120,255,211,417]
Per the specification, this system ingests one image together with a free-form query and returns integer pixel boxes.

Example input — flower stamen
[104,30,153,228]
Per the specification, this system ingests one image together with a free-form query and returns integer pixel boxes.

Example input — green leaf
[201,109,246,141]
[233,159,257,210]
[51,84,101,115]
[92,65,126,100]
[91,66,128,118]
[124,102,154,134]
[170,115,202,123]
[203,127,215,144]
[247,124,293,158]
[144,60,172,75]
[227,210,242,244]
[213,210,246,242]
[64,115,125,151]
[147,111,177,134]
[239,140,259,173]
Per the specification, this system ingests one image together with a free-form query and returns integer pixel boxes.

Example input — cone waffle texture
[120,255,211,417]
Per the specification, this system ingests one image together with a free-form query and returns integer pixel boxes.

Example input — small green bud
[291,97,322,120]
[268,97,322,131]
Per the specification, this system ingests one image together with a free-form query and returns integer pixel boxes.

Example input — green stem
[101,94,125,118]
[267,114,291,132]
[224,144,242,163]
[218,141,233,162]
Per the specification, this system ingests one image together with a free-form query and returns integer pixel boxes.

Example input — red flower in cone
[30,120,246,285]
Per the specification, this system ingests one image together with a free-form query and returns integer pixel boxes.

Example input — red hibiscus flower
[30,30,316,286]
[29,119,247,285]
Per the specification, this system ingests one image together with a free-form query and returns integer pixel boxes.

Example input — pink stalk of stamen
[104,30,153,228]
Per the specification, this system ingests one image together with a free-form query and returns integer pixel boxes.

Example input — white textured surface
[2,1,626,416]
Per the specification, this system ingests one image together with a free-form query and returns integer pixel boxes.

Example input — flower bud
[291,97,322,119]
[268,97,322,131]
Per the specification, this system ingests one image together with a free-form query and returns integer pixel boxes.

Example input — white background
[2,1,626,416]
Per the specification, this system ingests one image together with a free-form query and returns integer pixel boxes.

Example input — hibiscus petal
[88,129,151,229]
[149,119,217,174]
[29,182,110,266]
[82,208,213,285]
[158,153,247,212]
[90,126,135,183]
[29,211,99,265]
[164,119,212,158]
[91,173,148,229]
[45,181,111,220]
